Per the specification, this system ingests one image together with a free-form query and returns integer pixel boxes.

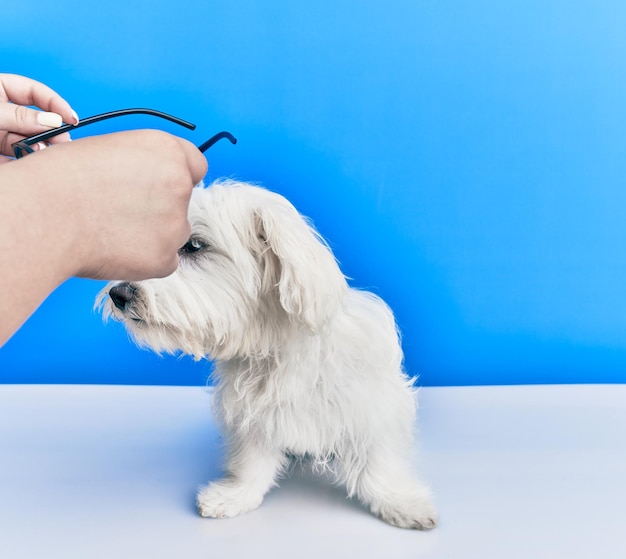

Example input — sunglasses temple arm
[72,108,196,131]
[198,131,237,153]
[13,108,196,157]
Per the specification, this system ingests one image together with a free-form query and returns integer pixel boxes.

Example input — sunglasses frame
[11,108,236,159]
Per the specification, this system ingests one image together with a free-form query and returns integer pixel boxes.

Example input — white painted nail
[36,111,63,128]
[36,142,47,151]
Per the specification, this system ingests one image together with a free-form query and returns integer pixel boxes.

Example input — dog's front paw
[196,481,264,519]
[377,498,439,530]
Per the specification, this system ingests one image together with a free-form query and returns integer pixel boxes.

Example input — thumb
[0,103,65,137]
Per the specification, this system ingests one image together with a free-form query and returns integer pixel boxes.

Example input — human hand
[13,129,208,281]
[0,74,78,163]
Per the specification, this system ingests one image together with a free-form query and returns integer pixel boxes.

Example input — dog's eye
[179,238,208,256]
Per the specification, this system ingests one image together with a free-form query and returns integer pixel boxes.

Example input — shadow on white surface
[0,384,624,558]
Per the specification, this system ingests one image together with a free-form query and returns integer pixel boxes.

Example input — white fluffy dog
[96,180,438,530]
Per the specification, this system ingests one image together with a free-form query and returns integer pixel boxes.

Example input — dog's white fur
[96,180,438,529]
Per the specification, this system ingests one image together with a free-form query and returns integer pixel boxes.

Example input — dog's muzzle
[109,283,137,312]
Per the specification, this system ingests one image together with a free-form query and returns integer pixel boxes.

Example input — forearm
[0,157,77,345]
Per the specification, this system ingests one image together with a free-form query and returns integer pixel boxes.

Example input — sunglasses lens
[12,141,34,159]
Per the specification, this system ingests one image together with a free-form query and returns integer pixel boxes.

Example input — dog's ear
[255,197,347,332]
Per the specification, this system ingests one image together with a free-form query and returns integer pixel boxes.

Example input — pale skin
[0,74,208,346]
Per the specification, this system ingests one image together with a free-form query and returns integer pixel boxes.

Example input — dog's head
[96,180,348,360]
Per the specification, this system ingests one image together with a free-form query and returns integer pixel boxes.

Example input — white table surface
[0,383,624,559]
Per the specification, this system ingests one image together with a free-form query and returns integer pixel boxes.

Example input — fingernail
[37,111,63,128]
[36,142,47,151]
[70,109,79,125]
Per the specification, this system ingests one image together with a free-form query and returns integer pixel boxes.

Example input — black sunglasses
[11,108,237,159]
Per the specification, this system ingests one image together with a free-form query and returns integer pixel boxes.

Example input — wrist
[0,153,83,283]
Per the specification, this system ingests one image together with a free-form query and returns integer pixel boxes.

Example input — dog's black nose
[109,283,136,312]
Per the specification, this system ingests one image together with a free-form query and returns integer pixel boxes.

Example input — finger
[0,74,78,125]
[0,103,65,138]
[161,253,181,279]
[0,130,71,157]
[2,130,71,146]
[47,131,72,145]
[0,154,13,165]
[0,127,68,157]
[176,220,193,251]
[177,137,209,185]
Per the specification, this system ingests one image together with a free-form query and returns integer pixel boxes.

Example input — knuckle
[155,252,179,279]
[13,105,31,127]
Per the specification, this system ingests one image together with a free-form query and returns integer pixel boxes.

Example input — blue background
[2,1,626,386]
